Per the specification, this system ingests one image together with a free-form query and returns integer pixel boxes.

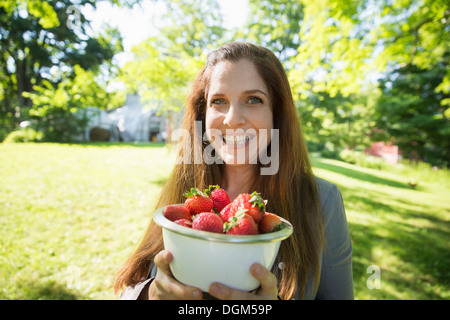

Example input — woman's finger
[152,250,202,300]
[155,272,202,299]
[208,264,278,300]
[249,263,278,298]
[153,250,173,274]
[209,282,256,300]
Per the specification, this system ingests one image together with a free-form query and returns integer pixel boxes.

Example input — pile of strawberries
[162,185,284,235]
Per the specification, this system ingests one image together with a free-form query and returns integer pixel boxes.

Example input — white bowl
[153,205,293,292]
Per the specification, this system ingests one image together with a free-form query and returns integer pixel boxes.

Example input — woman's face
[205,59,273,166]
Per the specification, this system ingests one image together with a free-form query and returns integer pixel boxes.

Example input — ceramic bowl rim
[153,204,293,244]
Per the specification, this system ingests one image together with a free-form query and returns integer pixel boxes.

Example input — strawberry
[173,219,192,228]
[224,209,259,235]
[163,205,191,222]
[184,188,214,216]
[231,191,266,223]
[219,202,234,222]
[204,185,231,212]
[259,212,283,234]
[192,212,224,233]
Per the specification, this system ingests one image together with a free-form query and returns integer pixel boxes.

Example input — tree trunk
[14,55,32,124]
[15,57,30,106]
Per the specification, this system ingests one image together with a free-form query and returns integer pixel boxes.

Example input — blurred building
[83,93,167,142]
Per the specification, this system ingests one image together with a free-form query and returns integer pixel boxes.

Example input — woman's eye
[247,96,263,104]
[211,98,226,105]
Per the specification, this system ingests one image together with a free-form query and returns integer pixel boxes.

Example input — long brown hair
[114,42,324,299]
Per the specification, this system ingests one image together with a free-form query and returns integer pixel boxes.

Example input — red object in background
[365,141,399,165]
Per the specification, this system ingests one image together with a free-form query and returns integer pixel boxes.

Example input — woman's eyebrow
[209,89,269,99]
[209,92,226,98]
[242,89,268,97]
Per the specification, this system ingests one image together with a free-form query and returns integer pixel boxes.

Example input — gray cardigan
[120,177,353,300]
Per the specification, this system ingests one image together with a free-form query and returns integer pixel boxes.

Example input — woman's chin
[219,154,259,166]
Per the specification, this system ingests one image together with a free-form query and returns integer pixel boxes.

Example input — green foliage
[121,38,203,113]
[289,0,450,98]
[238,0,304,63]
[23,65,109,142]
[298,88,378,151]
[3,127,44,143]
[0,127,9,143]
[0,0,59,28]
[161,0,226,58]
[0,0,124,130]
[240,0,449,166]
[121,0,226,114]
[375,63,450,167]
[2,0,449,167]
[339,149,390,170]
[288,0,374,97]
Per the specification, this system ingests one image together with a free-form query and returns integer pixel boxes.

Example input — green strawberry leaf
[184,187,205,198]
[272,223,284,232]
[223,219,236,232]
[223,208,248,232]
[234,208,248,220]
[204,185,220,196]
[249,191,266,212]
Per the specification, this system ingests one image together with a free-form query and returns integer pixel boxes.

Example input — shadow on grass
[63,141,167,148]
[312,159,449,298]
[350,232,406,299]
[339,184,449,299]
[312,158,410,189]
[18,280,80,300]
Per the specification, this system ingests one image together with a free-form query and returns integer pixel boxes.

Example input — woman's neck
[221,165,256,200]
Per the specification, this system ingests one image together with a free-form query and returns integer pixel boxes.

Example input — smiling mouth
[222,135,254,146]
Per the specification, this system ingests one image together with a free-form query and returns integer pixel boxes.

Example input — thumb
[154,250,173,275]
[250,264,278,299]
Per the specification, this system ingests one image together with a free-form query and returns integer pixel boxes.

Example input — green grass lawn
[0,143,449,299]
[311,157,450,299]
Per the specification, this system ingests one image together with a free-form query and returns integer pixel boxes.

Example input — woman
[114,42,353,300]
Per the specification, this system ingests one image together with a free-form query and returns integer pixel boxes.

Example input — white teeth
[223,135,252,145]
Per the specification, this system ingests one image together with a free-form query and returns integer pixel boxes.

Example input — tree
[121,37,202,114]
[23,65,110,142]
[120,0,226,129]
[240,0,377,151]
[118,0,228,142]
[245,0,450,166]
[297,88,378,151]
[159,0,226,58]
[238,0,304,64]
[375,62,450,166]
[0,0,126,131]
[289,0,450,99]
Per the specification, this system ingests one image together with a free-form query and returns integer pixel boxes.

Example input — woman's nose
[223,103,246,128]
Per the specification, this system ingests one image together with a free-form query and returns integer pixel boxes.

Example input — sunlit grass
[0,142,174,299]
[311,157,450,300]
[0,143,448,299]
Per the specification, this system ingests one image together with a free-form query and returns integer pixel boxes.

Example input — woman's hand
[208,263,278,300]
[147,250,203,300]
